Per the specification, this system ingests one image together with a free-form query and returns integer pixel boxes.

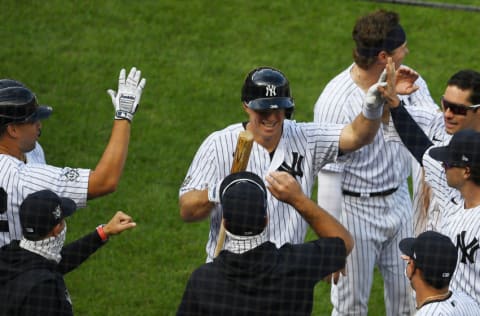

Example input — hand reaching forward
[265,171,305,207]
[103,211,137,237]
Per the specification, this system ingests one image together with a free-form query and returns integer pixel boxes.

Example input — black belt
[0,220,8,232]
[342,187,398,198]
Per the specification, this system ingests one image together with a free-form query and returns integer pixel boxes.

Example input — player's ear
[464,166,472,179]
[52,220,65,237]
[377,51,389,64]
[5,124,18,137]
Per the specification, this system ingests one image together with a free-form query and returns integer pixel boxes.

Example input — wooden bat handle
[214,130,254,257]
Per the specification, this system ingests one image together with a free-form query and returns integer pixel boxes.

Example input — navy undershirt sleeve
[390,102,433,166]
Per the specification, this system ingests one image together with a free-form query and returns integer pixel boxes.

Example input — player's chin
[444,123,458,134]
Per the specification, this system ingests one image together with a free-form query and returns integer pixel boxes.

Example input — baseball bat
[213,130,254,257]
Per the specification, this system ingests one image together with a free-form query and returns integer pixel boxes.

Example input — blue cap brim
[31,105,53,121]
[60,197,77,218]
[429,146,449,163]
[398,237,415,257]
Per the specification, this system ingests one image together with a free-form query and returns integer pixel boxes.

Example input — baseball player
[420,130,480,304]
[399,230,480,315]
[382,69,480,231]
[179,66,390,262]
[0,67,146,247]
[313,10,437,316]
[0,79,47,165]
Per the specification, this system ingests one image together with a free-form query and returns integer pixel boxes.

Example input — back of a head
[399,231,458,289]
[220,171,268,237]
[20,190,77,241]
[241,66,295,119]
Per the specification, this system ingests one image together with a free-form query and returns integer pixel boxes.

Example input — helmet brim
[24,105,52,122]
[246,97,294,111]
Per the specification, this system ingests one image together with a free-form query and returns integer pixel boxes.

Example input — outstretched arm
[59,211,136,274]
[338,61,390,153]
[88,67,146,199]
[379,60,433,165]
[266,171,354,254]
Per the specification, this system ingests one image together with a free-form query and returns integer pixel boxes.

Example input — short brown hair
[352,10,401,69]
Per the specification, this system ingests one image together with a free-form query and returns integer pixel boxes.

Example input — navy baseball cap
[399,231,457,286]
[20,190,77,240]
[429,129,480,167]
[220,171,268,236]
[0,82,52,126]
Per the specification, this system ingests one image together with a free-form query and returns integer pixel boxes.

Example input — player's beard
[20,224,67,263]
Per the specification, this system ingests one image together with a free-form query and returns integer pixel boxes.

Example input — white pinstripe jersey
[314,63,437,193]
[422,151,479,303]
[0,153,90,247]
[180,120,345,262]
[415,291,480,315]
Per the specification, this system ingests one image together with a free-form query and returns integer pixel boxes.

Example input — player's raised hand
[378,57,402,108]
[362,66,387,120]
[395,66,420,95]
[107,67,146,122]
[102,211,137,236]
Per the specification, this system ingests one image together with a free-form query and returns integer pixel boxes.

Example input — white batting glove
[207,181,222,204]
[107,67,146,122]
[362,70,387,120]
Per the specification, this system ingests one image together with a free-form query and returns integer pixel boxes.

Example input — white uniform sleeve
[19,163,90,208]
[179,131,228,197]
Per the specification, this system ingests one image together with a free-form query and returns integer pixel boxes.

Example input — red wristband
[96,224,108,241]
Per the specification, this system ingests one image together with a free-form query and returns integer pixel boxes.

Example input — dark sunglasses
[442,161,467,170]
[441,96,480,116]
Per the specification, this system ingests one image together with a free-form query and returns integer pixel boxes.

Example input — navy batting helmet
[0,80,52,126]
[241,67,294,119]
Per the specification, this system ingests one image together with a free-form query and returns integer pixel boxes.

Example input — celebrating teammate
[312,9,437,316]
[424,130,480,304]
[177,171,353,315]
[0,67,145,247]
[0,79,47,164]
[179,65,389,262]
[0,190,136,315]
[399,231,480,315]
[382,69,480,231]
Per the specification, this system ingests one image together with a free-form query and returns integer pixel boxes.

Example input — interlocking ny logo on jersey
[265,85,276,97]
[456,231,480,264]
[278,152,304,178]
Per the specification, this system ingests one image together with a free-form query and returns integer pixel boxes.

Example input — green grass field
[2,0,480,315]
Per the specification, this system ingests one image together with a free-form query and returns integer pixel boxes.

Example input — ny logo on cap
[265,85,276,97]
[52,205,62,220]
[461,155,469,162]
